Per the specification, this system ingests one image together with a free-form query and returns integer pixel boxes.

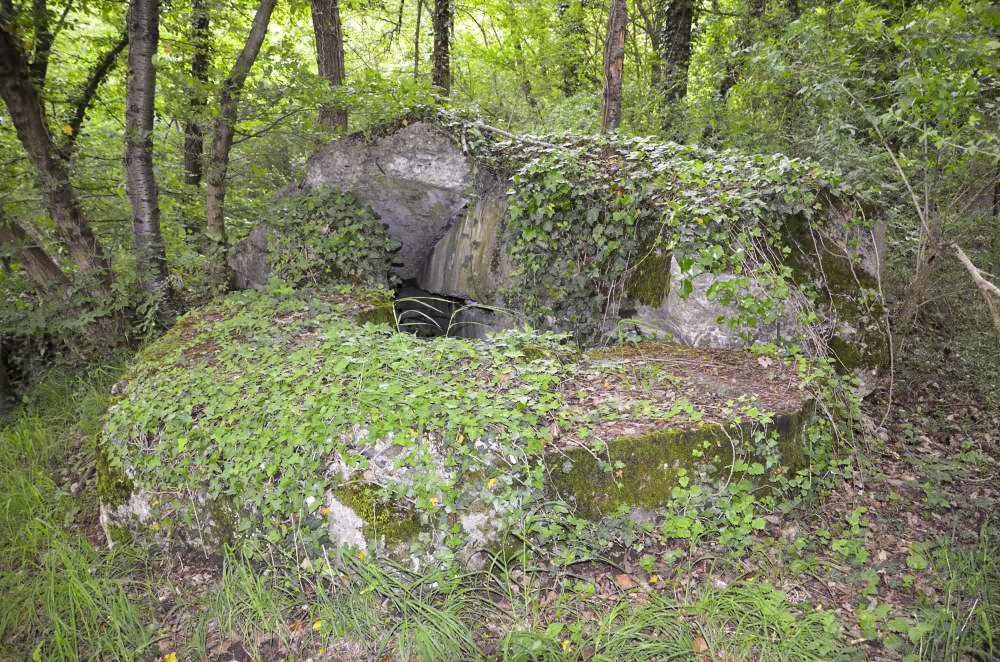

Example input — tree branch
[952,241,1000,337]
[64,31,128,148]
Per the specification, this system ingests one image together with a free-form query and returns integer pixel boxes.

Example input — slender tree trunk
[29,0,53,88]
[125,0,174,320]
[514,39,538,109]
[64,32,129,149]
[414,0,423,80]
[602,0,627,133]
[557,1,588,97]
[718,0,765,100]
[0,213,70,294]
[204,0,277,272]
[431,0,451,95]
[0,337,12,418]
[183,0,210,185]
[0,24,113,297]
[310,0,347,130]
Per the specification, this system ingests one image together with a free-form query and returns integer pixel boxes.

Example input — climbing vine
[417,108,879,353]
[267,188,399,289]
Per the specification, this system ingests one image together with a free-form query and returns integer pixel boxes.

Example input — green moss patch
[332,483,421,545]
[625,245,672,307]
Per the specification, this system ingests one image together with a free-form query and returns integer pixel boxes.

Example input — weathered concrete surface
[228,121,885,381]
[419,188,510,303]
[301,122,472,280]
[228,225,270,290]
[632,256,809,349]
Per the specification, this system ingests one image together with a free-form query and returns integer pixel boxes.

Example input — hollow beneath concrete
[392,280,495,339]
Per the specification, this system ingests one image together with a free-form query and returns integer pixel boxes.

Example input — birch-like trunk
[125,0,173,319]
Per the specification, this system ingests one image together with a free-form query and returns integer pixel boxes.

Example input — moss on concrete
[547,405,813,520]
[105,523,133,546]
[781,213,886,373]
[332,483,421,545]
[205,496,239,548]
[354,304,395,327]
[95,438,133,509]
[354,289,396,327]
[626,245,672,307]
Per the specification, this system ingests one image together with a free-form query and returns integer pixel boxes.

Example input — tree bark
[204,0,277,267]
[125,0,173,320]
[310,0,347,130]
[431,0,451,95]
[183,0,210,185]
[0,213,70,294]
[0,23,112,297]
[658,0,693,103]
[29,0,53,88]
[557,1,588,97]
[0,337,13,418]
[602,0,627,133]
[414,0,423,80]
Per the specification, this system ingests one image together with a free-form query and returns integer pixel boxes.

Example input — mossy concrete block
[546,406,813,521]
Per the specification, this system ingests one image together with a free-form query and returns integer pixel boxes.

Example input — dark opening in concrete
[393,280,492,339]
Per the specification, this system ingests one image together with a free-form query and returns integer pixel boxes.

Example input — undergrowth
[0,364,155,660]
[1,343,996,660]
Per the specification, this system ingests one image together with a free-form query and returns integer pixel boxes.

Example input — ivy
[408,108,874,347]
[266,188,400,289]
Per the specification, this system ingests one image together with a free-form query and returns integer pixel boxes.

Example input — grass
[1,361,997,660]
[0,364,155,660]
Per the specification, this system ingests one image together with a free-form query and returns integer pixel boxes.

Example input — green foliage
[101,286,572,559]
[99,284,844,568]
[267,188,399,288]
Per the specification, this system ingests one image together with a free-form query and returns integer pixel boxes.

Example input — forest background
[0,0,998,659]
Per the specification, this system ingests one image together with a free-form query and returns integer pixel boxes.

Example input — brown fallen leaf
[692,636,709,653]
[613,573,635,590]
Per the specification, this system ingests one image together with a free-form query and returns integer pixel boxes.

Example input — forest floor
[1,322,997,661]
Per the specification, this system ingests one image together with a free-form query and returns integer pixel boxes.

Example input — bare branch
[952,241,1000,337]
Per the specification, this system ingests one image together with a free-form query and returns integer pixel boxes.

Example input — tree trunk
[0,24,113,297]
[0,337,13,418]
[204,0,277,272]
[432,0,451,95]
[718,0,765,100]
[557,1,588,97]
[310,0,347,130]
[125,0,174,321]
[183,0,210,185]
[64,32,129,149]
[29,0,53,88]
[0,213,70,294]
[658,0,693,104]
[414,0,423,80]
[602,0,627,133]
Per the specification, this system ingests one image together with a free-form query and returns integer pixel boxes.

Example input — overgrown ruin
[101,114,885,567]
